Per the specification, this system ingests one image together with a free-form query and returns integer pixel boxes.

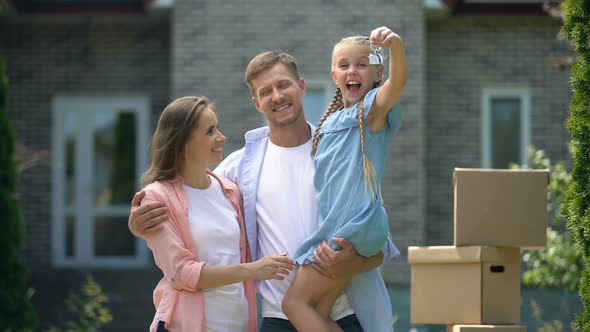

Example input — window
[482,88,531,168]
[303,81,334,127]
[52,96,150,267]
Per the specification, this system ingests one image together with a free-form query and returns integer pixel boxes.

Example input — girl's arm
[367,26,409,131]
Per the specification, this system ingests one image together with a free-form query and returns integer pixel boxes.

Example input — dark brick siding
[426,16,572,247]
[1,15,170,331]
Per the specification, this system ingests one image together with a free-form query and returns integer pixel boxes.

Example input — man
[129,51,398,331]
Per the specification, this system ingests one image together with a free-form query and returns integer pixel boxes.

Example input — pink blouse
[141,170,257,332]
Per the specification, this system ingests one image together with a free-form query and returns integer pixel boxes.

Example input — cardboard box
[409,246,520,325]
[447,325,526,332]
[454,168,548,248]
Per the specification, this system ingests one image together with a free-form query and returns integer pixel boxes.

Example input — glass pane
[65,112,76,210]
[94,216,136,256]
[491,98,521,168]
[94,111,136,207]
[66,215,75,257]
[303,90,326,127]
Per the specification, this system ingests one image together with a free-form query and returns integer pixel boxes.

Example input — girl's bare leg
[282,264,351,332]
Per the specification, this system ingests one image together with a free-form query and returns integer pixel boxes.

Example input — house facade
[0,0,571,330]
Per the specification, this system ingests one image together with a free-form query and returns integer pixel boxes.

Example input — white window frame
[481,87,531,168]
[52,95,150,268]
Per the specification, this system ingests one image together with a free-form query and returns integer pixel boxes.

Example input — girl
[140,96,294,332]
[283,26,408,332]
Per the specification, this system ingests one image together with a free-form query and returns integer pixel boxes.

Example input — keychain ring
[369,44,383,65]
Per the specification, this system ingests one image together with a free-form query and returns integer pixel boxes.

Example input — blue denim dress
[294,87,401,263]
[293,87,402,332]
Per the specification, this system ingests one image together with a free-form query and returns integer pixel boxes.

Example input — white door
[52,96,150,267]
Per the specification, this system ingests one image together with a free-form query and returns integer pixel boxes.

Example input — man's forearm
[315,239,386,278]
[361,251,384,273]
[347,250,385,276]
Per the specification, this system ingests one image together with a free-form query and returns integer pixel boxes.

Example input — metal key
[369,45,383,65]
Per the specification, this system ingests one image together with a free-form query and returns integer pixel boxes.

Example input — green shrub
[522,228,583,293]
[47,275,113,332]
[0,57,36,331]
[512,147,583,293]
[562,0,590,329]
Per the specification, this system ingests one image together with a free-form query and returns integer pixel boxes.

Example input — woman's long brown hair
[140,96,214,188]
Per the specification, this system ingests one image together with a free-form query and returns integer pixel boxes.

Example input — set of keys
[369,44,383,65]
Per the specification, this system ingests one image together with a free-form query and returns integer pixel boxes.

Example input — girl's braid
[357,81,382,198]
[312,87,342,155]
[357,95,377,198]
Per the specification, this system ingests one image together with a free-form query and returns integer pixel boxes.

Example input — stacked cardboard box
[409,168,548,331]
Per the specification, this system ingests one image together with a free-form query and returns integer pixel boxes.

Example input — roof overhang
[440,0,562,15]
[0,0,18,16]
[4,0,172,16]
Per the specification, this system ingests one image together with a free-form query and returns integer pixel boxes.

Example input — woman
[140,96,294,332]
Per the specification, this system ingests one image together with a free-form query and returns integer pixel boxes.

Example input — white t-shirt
[185,175,248,332]
[256,138,354,320]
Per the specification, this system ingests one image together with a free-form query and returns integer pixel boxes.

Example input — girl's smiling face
[332,43,383,108]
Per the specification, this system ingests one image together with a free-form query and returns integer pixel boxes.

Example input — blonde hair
[245,51,300,95]
[141,96,215,188]
[312,36,383,197]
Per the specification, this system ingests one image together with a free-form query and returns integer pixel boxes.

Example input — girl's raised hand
[247,254,294,280]
[370,26,402,49]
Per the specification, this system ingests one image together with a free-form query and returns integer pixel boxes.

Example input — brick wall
[0,15,170,331]
[426,15,572,246]
[172,0,427,285]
